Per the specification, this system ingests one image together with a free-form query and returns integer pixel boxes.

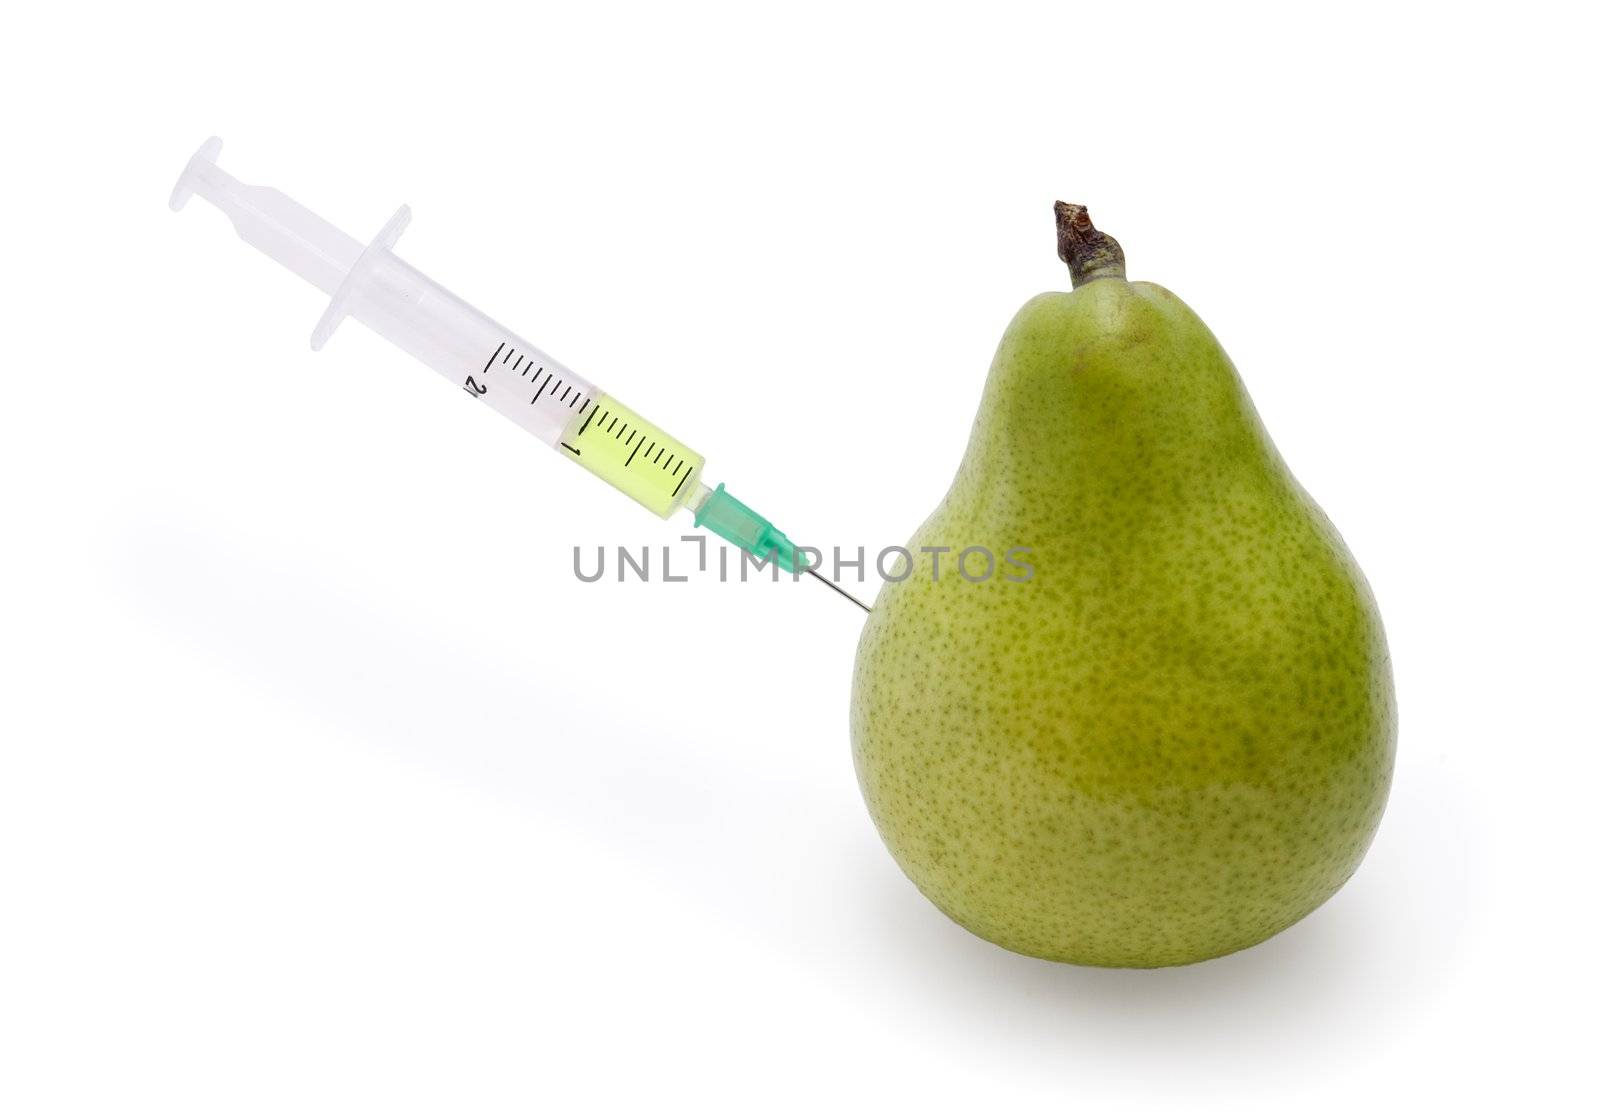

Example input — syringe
[170,138,867,612]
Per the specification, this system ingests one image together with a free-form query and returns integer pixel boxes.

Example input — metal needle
[806,567,871,613]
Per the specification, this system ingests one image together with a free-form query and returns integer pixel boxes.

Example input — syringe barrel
[338,255,713,511]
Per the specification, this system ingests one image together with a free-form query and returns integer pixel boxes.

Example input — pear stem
[1055,202,1126,287]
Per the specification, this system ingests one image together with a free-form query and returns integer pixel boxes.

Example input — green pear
[850,204,1395,967]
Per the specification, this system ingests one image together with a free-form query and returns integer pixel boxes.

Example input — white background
[3,3,1596,1115]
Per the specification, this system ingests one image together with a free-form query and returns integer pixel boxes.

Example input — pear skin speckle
[850,280,1396,968]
